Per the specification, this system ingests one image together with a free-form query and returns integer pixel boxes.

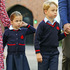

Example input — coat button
[16,38,18,40]
[16,43,18,44]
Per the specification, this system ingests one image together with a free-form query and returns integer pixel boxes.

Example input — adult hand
[36,53,43,63]
[63,23,70,34]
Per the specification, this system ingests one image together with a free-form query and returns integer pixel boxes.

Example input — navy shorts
[38,51,59,70]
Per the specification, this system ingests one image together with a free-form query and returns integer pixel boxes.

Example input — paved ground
[3,45,62,70]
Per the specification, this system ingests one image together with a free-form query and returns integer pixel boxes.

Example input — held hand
[64,23,70,34]
[64,28,70,34]
[36,53,43,62]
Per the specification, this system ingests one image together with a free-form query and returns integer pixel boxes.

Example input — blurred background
[1,0,60,45]
[1,0,62,70]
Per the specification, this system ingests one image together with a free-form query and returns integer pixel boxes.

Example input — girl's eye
[16,20,18,22]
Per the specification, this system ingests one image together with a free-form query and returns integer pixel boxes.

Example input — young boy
[3,11,36,70]
[34,1,67,70]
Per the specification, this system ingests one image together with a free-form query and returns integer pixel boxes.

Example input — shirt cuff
[35,50,40,54]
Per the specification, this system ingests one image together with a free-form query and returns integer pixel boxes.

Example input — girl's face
[11,16,22,29]
[45,4,57,19]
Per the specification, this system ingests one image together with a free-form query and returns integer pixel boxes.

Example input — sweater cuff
[35,50,40,54]
[26,24,30,28]
[64,32,67,36]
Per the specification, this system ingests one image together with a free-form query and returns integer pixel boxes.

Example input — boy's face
[11,16,23,29]
[45,4,57,19]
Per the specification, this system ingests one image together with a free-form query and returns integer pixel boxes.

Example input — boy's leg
[49,54,59,70]
[38,54,50,70]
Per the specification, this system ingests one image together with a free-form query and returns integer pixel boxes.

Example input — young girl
[3,11,36,70]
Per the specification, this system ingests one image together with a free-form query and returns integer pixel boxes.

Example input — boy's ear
[44,10,47,12]
[44,10,47,14]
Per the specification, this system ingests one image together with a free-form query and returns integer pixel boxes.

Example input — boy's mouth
[54,14,57,16]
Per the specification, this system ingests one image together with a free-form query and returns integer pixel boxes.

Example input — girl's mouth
[18,25,20,27]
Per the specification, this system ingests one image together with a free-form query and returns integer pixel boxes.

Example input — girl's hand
[21,21,28,27]
[36,53,43,62]
[3,54,5,59]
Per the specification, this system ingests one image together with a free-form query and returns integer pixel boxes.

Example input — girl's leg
[6,55,14,70]
[14,54,30,70]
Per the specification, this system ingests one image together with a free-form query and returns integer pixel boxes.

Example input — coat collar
[44,17,56,25]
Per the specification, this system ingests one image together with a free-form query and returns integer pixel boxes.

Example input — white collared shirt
[9,25,21,30]
[44,17,56,25]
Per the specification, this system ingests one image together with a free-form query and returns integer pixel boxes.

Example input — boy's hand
[21,21,28,27]
[36,53,43,62]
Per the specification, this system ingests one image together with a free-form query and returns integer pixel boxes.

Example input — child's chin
[54,16,56,18]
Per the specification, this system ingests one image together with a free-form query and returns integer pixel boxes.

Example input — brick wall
[5,0,47,28]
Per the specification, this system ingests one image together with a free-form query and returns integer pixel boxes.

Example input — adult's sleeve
[58,0,68,26]
[0,0,10,27]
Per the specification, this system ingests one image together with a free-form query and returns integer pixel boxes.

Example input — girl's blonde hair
[43,1,58,11]
[10,11,22,21]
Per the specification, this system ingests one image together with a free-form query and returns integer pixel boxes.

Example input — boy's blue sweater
[35,20,67,53]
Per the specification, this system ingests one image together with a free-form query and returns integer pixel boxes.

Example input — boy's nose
[54,12,57,14]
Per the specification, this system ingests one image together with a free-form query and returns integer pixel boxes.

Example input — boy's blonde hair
[43,1,58,11]
[10,11,22,21]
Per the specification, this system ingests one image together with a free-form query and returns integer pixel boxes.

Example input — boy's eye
[51,9,57,12]
[51,10,55,11]
[56,10,57,11]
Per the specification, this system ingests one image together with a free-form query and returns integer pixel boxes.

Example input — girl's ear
[11,21,13,25]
